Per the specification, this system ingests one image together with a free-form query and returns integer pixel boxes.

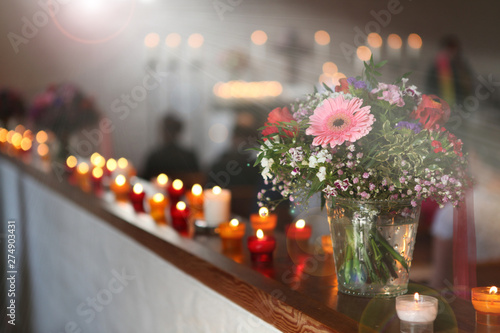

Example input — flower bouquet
[255,59,471,296]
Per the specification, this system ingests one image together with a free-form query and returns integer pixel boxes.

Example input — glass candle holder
[129,183,146,213]
[149,193,168,224]
[168,179,184,203]
[472,286,500,326]
[218,219,246,252]
[110,174,130,202]
[396,293,438,333]
[170,201,190,232]
[250,207,277,235]
[247,229,276,263]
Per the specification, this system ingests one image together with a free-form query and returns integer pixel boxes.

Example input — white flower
[261,157,274,180]
[317,166,326,181]
[309,156,318,168]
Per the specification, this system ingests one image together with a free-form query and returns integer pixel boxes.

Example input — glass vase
[326,197,421,297]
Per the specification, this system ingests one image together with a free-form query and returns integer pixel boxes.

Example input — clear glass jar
[326,197,421,297]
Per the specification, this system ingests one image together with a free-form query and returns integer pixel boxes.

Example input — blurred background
[1,0,499,168]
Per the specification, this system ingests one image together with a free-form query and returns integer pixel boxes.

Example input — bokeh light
[165,33,181,48]
[251,30,268,45]
[408,33,423,49]
[388,34,402,49]
[188,33,204,48]
[356,46,372,61]
[322,62,338,75]
[367,32,383,48]
[144,33,160,48]
[315,30,330,45]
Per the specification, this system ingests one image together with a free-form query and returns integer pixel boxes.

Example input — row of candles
[65,151,316,262]
[3,125,499,330]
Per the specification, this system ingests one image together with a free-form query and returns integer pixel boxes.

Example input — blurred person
[426,35,474,108]
[207,124,259,217]
[141,113,200,181]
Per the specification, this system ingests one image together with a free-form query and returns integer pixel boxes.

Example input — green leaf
[322,82,334,93]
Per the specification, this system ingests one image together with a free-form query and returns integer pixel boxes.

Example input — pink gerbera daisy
[305,95,374,148]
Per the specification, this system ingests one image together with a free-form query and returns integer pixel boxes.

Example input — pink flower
[371,83,405,107]
[305,96,374,148]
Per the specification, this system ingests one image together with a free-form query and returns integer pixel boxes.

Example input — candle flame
[153,193,164,203]
[176,201,186,211]
[259,207,269,217]
[414,292,420,302]
[295,219,306,229]
[212,186,222,195]
[117,157,128,169]
[77,162,89,174]
[90,152,101,166]
[106,158,117,172]
[172,179,183,190]
[36,130,48,144]
[229,219,239,227]
[192,184,203,196]
[256,229,264,239]
[490,286,498,294]
[92,167,103,179]
[115,175,126,186]
[66,155,77,168]
[11,133,22,148]
[157,173,168,186]
[133,183,143,194]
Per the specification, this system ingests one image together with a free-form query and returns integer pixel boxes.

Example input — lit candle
[91,167,104,194]
[105,158,117,178]
[37,142,49,161]
[218,218,246,252]
[186,184,204,218]
[168,179,184,202]
[149,193,168,224]
[155,173,169,191]
[76,162,91,193]
[472,286,500,326]
[129,183,146,213]
[117,157,136,178]
[170,201,190,232]
[110,174,131,202]
[66,155,78,184]
[250,207,277,235]
[286,219,312,241]
[247,229,276,263]
[90,152,105,169]
[203,186,231,227]
[396,293,438,332]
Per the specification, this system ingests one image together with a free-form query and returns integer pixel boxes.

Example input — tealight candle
[203,186,231,227]
[286,219,312,241]
[129,183,146,213]
[170,201,190,232]
[76,162,91,193]
[91,167,104,194]
[396,293,438,333]
[186,184,204,218]
[250,207,277,235]
[472,286,500,326]
[105,158,117,177]
[219,218,246,252]
[155,173,169,191]
[149,193,168,224]
[168,179,184,202]
[110,174,131,202]
[247,229,276,263]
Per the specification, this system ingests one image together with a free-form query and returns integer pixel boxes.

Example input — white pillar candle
[203,186,231,227]
[396,293,438,323]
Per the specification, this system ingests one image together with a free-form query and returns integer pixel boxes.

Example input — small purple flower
[354,81,367,89]
[362,172,370,179]
[395,121,422,134]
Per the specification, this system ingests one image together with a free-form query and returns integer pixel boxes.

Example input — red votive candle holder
[171,201,190,232]
[168,179,184,203]
[218,218,246,252]
[129,183,146,213]
[91,167,104,195]
[286,219,312,241]
[247,229,276,263]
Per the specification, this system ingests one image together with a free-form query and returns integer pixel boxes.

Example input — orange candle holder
[110,175,131,202]
[149,193,169,224]
[218,219,246,252]
[472,286,500,326]
[186,184,204,218]
[75,162,91,193]
[250,207,277,235]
